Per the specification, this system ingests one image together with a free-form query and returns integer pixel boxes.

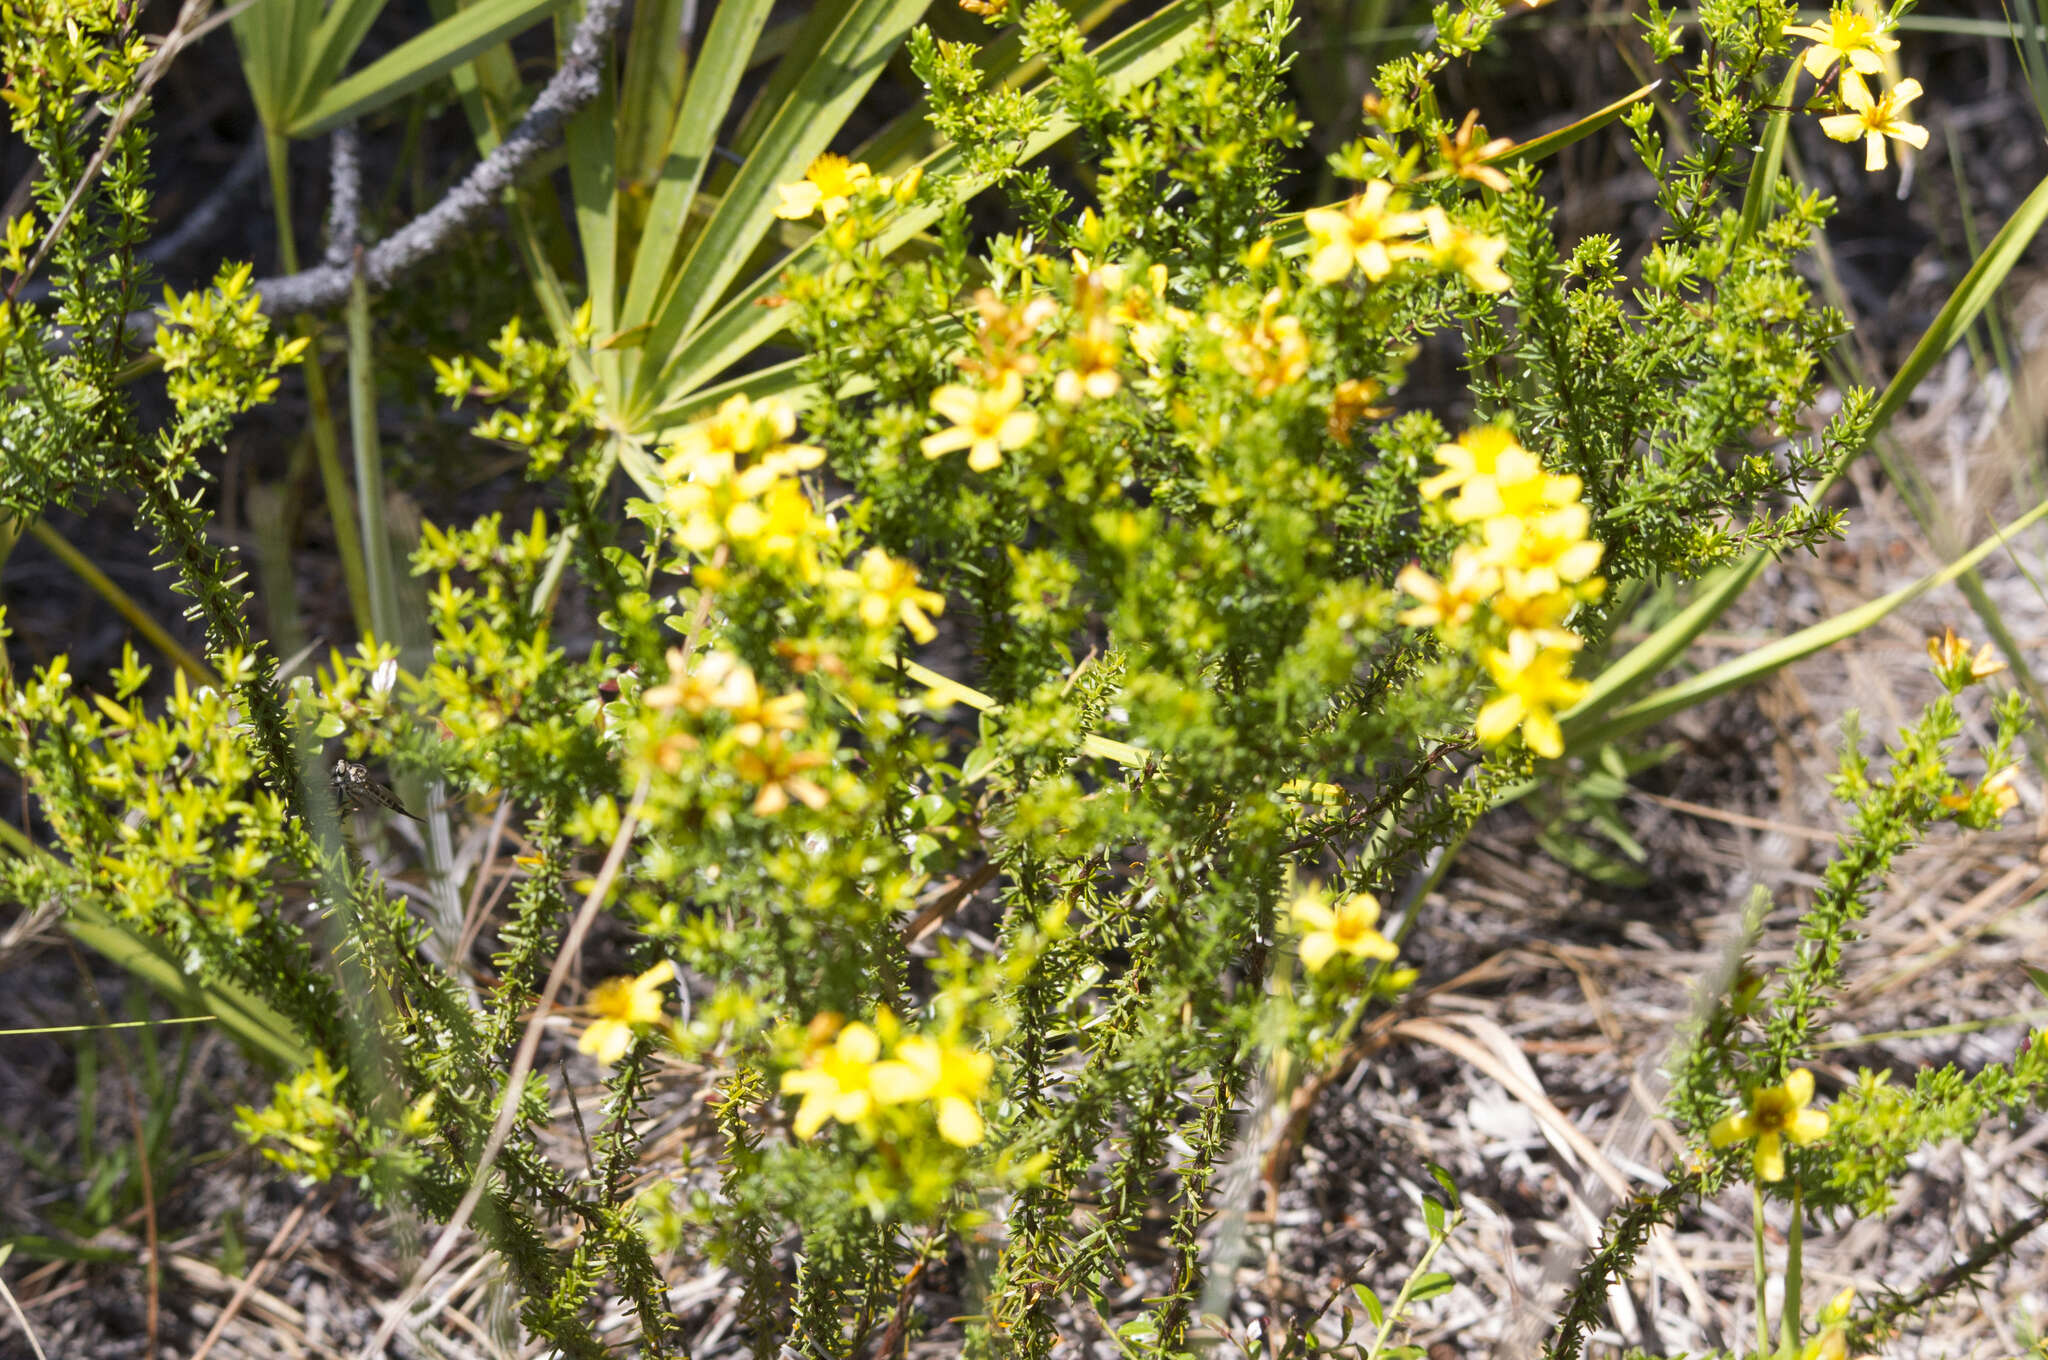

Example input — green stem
[264,128,373,634]
[345,270,400,639]
[1753,1181,1770,1359]
[1782,1182,1804,1356]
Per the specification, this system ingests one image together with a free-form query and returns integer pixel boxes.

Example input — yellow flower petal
[1708,1112,1755,1147]
[936,1096,985,1147]
[1753,1129,1787,1182]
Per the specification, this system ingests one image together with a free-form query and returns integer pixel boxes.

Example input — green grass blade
[565,22,621,345]
[1487,80,1661,171]
[297,0,391,121]
[1854,171,2048,457]
[347,273,402,641]
[616,0,779,335]
[616,0,693,192]
[231,0,322,132]
[630,0,932,391]
[289,0,573,138]
[64,898,311,1071]
[1567,495,2048,752]
[1734,62,1800,251]
[726,0,858,162]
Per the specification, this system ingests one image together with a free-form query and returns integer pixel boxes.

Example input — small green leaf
[1426,1162,1461,1209]
[1353,1283,1384,1329]
[1409,1271,1455,1302]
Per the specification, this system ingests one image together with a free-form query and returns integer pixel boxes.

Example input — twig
[187,1191,322,1360]
[358,773,651,1360]
[0,1247,50,1360]
[246,0,626,319]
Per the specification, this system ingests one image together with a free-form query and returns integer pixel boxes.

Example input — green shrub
[1,0,2043,1356]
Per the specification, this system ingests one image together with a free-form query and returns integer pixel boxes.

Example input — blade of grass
[615,0,692,194]
[1566,494,2048,751]
[346,273,402,640]
[347,275,468,967]
[564,14,621,353]
[297,0,391,120]
[615,0,779,335]
[290,0,573,138]
[1733,63,1800,251]
[262,130,374,633]
[64,898,312,1070]
[1486,80,1662,172]
[630,0,933,396]
[231,0,322,132]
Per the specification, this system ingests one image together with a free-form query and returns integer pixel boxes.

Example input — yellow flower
[712,668,806,748]
[1475,631,1588,759]
[1450,445,1581,527]
[871,1035,996,1146]
[1328,377,1392,442]
[1438,109,1514,192]
[644,649,755,715]
[1303,180,1426,284]
[921,370,1039,472]
[1941,764,2021,818]
[734,735,832,815]
[1799,1288,1859,1360]
[781,1021,884,1138]
[1819,77,1927,172]
[1481,501,1605,597]
[1396,548,1499,632]
[1927,626,2005,688]
[666,393,818,467]
[578,961,674,1066]
[1218,288,1310,395]
[1784,5,1898,82]
[774,154,871,223]
[1408,207,1512,294]
[834,547,946,643]
[1053,312,1124,405]
[1491,583,1591,653]
[1418,425,1522,503]
[1289,883,1398,973]
[1708,1068,1831,1182]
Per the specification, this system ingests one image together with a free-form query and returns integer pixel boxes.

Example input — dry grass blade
[1393,1015,1632,1201]
[0,1246,51,1360]
[187,1192,321,1360]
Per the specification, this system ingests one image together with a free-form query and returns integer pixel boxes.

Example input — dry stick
[0,1252,50,1360]
[358,774,652,1360]
[453,796,518,966]
[187,1191,322,1360]
[246,0,626,319]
